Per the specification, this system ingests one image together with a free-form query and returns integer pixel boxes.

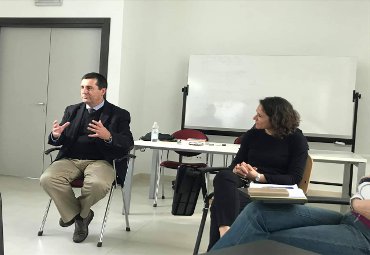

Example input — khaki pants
[40,159,115,222]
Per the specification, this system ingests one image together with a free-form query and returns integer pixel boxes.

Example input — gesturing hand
[52,120,70,139]
[87,120,111,140]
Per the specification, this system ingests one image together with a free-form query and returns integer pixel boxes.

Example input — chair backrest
[0,193,3,255]
[298,155,313,194]
[234,135,243,144]
[172,129,208,141]
[172,129,208,157]
[114,153,136,187]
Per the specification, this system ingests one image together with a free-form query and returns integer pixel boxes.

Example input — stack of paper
[241,183,307,203]
[248,187,289,197]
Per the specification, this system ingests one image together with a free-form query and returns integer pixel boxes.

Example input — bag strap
[200,171,208,199]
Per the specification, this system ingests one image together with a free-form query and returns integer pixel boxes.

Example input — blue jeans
[211,202,370,255]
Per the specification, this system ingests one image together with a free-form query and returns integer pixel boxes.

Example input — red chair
[234,135,243,144]
[153,129,208,207]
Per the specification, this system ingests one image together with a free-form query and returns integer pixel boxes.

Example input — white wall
[1,0,369,189]
[0,0,125,105]
[121,0,370,186]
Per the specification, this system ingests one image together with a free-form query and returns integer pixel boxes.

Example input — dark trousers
[208,170,251,251]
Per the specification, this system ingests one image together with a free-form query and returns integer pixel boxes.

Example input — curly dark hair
[259,96,300,138]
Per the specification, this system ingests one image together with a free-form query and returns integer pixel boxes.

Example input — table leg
[340,163,351,213]
[357,162,366,184]
[342,163,351,199]
[148,149,160,199]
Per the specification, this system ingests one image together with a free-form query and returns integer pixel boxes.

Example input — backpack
[172,165,207,216]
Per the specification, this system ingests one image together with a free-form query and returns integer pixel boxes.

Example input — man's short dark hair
[81,72,108,89]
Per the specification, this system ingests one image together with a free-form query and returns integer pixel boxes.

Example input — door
[0,27,50,178]
[0,27,101,178]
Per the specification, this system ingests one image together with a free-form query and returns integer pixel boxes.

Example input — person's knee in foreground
[40,72,134,243]
[208,96,309,250]
[211,177,370,255]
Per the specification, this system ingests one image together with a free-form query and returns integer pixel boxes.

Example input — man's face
[80,78,106,107]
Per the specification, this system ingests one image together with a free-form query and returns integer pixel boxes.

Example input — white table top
[134,140,367,164]
[308,149,367,163]
[134,140,240,155]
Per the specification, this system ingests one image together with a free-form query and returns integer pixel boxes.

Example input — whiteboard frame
[182,55,359,145]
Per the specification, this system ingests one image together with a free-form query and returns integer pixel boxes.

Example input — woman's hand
[233,162,265,182]
[233,162,252,177]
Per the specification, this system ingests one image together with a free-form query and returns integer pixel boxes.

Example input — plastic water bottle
[151,122,159,142]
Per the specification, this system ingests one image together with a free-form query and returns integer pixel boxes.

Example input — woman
[210,179,370,255]
[208,96,309,250]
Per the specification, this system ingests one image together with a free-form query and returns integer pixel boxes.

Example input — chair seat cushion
[160,161,181,169]
[181,163,208,168]
[70,178,84,187]
[160,161,207,169]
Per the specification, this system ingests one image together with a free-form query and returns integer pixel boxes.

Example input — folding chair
[193,155,314,255]
[0,193,3,255]
[37,147,135,247]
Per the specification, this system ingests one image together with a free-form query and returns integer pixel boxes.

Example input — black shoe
[59,217,75,227]
[172,180,176,190]
[73,210,94,243]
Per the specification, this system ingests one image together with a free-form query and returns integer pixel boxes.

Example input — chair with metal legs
[37,147,135,247]
[193,155,314,255]
[0,192,4,255]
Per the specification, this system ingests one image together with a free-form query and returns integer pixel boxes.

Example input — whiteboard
[185,55,357,138]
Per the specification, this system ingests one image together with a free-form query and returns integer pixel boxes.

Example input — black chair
[37,147,135,247]
[0,193,4,255]
[193,167,228,255]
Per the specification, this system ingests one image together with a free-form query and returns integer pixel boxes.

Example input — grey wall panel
[0,27,51,177]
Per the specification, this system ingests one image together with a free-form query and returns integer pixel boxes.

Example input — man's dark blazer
[48,101,134,183]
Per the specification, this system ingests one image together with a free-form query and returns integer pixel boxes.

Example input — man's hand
[52,120,70,139]
[87,120,111,140]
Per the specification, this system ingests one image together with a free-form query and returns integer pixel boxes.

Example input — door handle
[36,102,46,105]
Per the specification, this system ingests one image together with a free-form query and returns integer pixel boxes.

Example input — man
[40,72,134,243]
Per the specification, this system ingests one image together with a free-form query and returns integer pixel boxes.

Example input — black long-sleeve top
[230,128,309,185]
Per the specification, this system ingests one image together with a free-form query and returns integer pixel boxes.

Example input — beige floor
[1,174,211,255]
[0,174,346,255]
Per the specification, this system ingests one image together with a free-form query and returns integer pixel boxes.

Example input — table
[204,240,318,255]
[124,141,367,213]
[124,140,240,213]
[308,149,367,210]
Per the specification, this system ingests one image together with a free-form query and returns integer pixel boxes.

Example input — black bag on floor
[172,165,206,216]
